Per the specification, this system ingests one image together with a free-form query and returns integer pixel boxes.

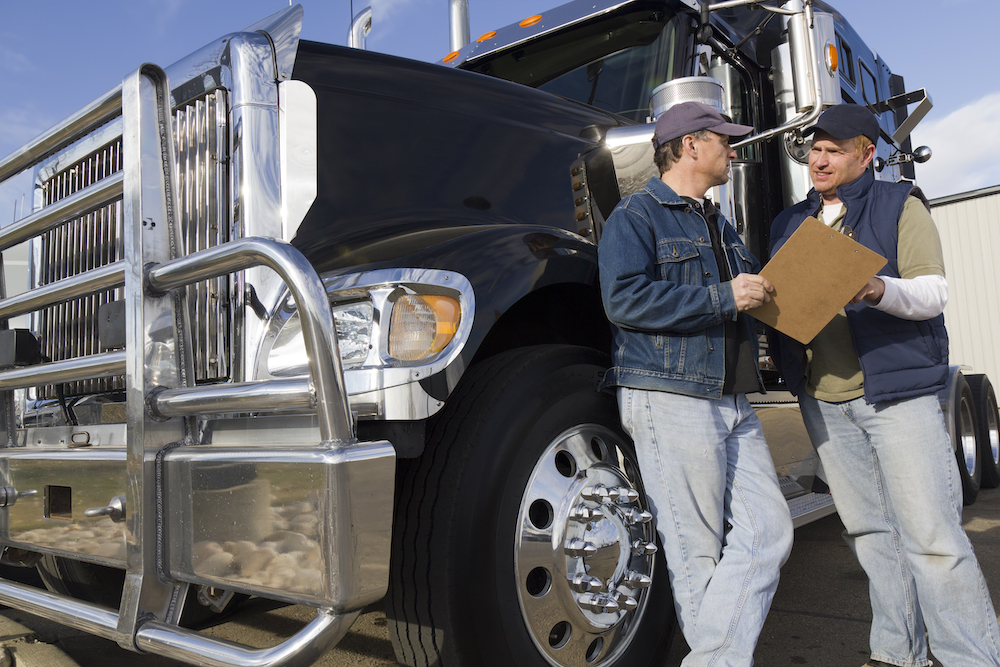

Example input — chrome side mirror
[873,146,932,172]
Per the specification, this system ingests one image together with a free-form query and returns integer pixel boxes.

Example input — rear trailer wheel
[954,375,981,505]
[967,374,1000,489]
[386,345,675,667]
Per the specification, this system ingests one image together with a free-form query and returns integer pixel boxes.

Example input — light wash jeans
[618,388,793,667]
[800,392,1000,667]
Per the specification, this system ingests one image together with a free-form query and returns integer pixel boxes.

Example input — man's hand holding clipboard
[747,216,887,344]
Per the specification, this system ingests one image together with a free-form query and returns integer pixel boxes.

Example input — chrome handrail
[0,173,124,252]
[146,237,352,442]
[150,378,314,417]
[0,351,126,390]
[0,576,120,642]
[0,86,123,184]
[136,609,361,667]
[0,261,124,320]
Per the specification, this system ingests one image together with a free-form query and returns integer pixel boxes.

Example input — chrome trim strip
[0,351,126,390]
[136,609,360,667]
[0,261,124,320]
[240,4,304,82]
[443,0,636,67]
[147,238,352,442]
[151,379,314,417]
[0,173,124,251]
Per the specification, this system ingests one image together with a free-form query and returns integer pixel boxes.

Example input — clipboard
[748,216,886,344]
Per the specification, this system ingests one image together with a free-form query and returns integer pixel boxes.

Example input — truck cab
[0,2,987,667]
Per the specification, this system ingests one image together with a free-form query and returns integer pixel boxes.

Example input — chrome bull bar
[0,62,392,666]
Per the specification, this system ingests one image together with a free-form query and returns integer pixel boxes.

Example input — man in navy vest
[600,101,793,666]
[770,104,1000,667]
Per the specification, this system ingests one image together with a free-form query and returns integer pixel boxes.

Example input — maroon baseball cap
[653,101,754,148]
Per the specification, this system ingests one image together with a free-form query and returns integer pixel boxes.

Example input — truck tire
[386,345,675,667]
[953,375,981,505]
[967,375,1000,489]
[36,555,124,610]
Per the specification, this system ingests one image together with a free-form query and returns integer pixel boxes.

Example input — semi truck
[0,0,996,666]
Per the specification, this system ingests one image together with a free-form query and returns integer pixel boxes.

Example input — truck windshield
[463,9,687,124]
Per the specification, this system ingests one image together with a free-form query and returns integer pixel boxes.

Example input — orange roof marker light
[443,50,461,63]
[477,30,497,43]
[520,14,543,28]
[825,43,839,75]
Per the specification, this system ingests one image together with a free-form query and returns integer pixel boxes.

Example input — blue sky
[1,0,998,206]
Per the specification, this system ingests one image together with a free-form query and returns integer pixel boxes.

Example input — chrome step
[787,491,836,528]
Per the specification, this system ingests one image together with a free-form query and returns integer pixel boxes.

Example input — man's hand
[732,273,774,312]
[850,277,885,306]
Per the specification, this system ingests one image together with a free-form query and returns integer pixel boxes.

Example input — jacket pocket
[731,244,757,275]
[656,238,699,284]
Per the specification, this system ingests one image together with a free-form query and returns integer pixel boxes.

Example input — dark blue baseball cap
[803,104,880,143]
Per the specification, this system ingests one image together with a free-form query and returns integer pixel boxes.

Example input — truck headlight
[268,301,374,377]
[262,270,472,387]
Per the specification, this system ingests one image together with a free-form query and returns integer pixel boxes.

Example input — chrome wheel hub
[515,425,657,667]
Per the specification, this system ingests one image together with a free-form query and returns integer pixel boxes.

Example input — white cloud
[910,91,1000,199]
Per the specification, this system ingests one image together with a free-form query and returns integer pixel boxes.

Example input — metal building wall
[930,184,1000,385]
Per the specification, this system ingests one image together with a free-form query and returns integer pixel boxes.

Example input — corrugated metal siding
[930,185,1000,385]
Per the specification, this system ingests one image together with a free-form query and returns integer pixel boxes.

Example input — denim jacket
[598,177,762,398]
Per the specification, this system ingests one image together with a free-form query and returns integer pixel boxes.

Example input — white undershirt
[874,274,948,320]
[822,202,843,224]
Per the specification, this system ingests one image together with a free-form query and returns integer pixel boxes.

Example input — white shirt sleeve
[873,274,948,320]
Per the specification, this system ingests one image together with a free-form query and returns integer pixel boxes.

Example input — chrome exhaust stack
[449,0,470,52]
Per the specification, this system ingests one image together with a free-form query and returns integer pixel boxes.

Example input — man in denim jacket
[598,101,793,666]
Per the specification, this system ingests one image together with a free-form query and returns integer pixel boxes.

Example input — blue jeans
[800,392,1000,667]
[618,388,793,667]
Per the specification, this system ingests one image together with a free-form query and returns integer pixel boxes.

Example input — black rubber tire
[35,555,245,625]
[385,345,675,667]
[36,555,124,610]
[953,375,981,505]
[967,374,1000,489]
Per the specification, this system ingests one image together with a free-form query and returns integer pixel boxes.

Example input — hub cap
[515,425,657,667]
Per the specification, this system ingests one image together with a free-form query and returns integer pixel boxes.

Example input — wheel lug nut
[578,593,620,614]
[569,573,603,593]
[631,539,657,556]
[569,504,605,523]
[565,538,598,558]
[613,592,639,611]
[625,508,653,525]
[582,485,620,503]
[624,570,652,589]
[614,487,640,504]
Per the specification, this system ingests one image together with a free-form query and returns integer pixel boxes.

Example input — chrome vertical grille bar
[35,89,230,400]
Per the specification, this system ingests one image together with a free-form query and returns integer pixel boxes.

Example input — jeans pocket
[618,388,633,434]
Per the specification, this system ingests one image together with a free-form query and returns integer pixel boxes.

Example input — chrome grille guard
[0,63,391,666]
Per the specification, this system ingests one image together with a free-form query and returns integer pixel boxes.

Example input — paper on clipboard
[748,216,887,344]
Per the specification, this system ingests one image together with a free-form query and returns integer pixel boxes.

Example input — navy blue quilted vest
[769,170,949,404]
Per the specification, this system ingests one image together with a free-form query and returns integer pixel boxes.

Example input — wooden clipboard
[748,216,887,344]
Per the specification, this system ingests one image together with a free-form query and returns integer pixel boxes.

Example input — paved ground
[2,487,999,666]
